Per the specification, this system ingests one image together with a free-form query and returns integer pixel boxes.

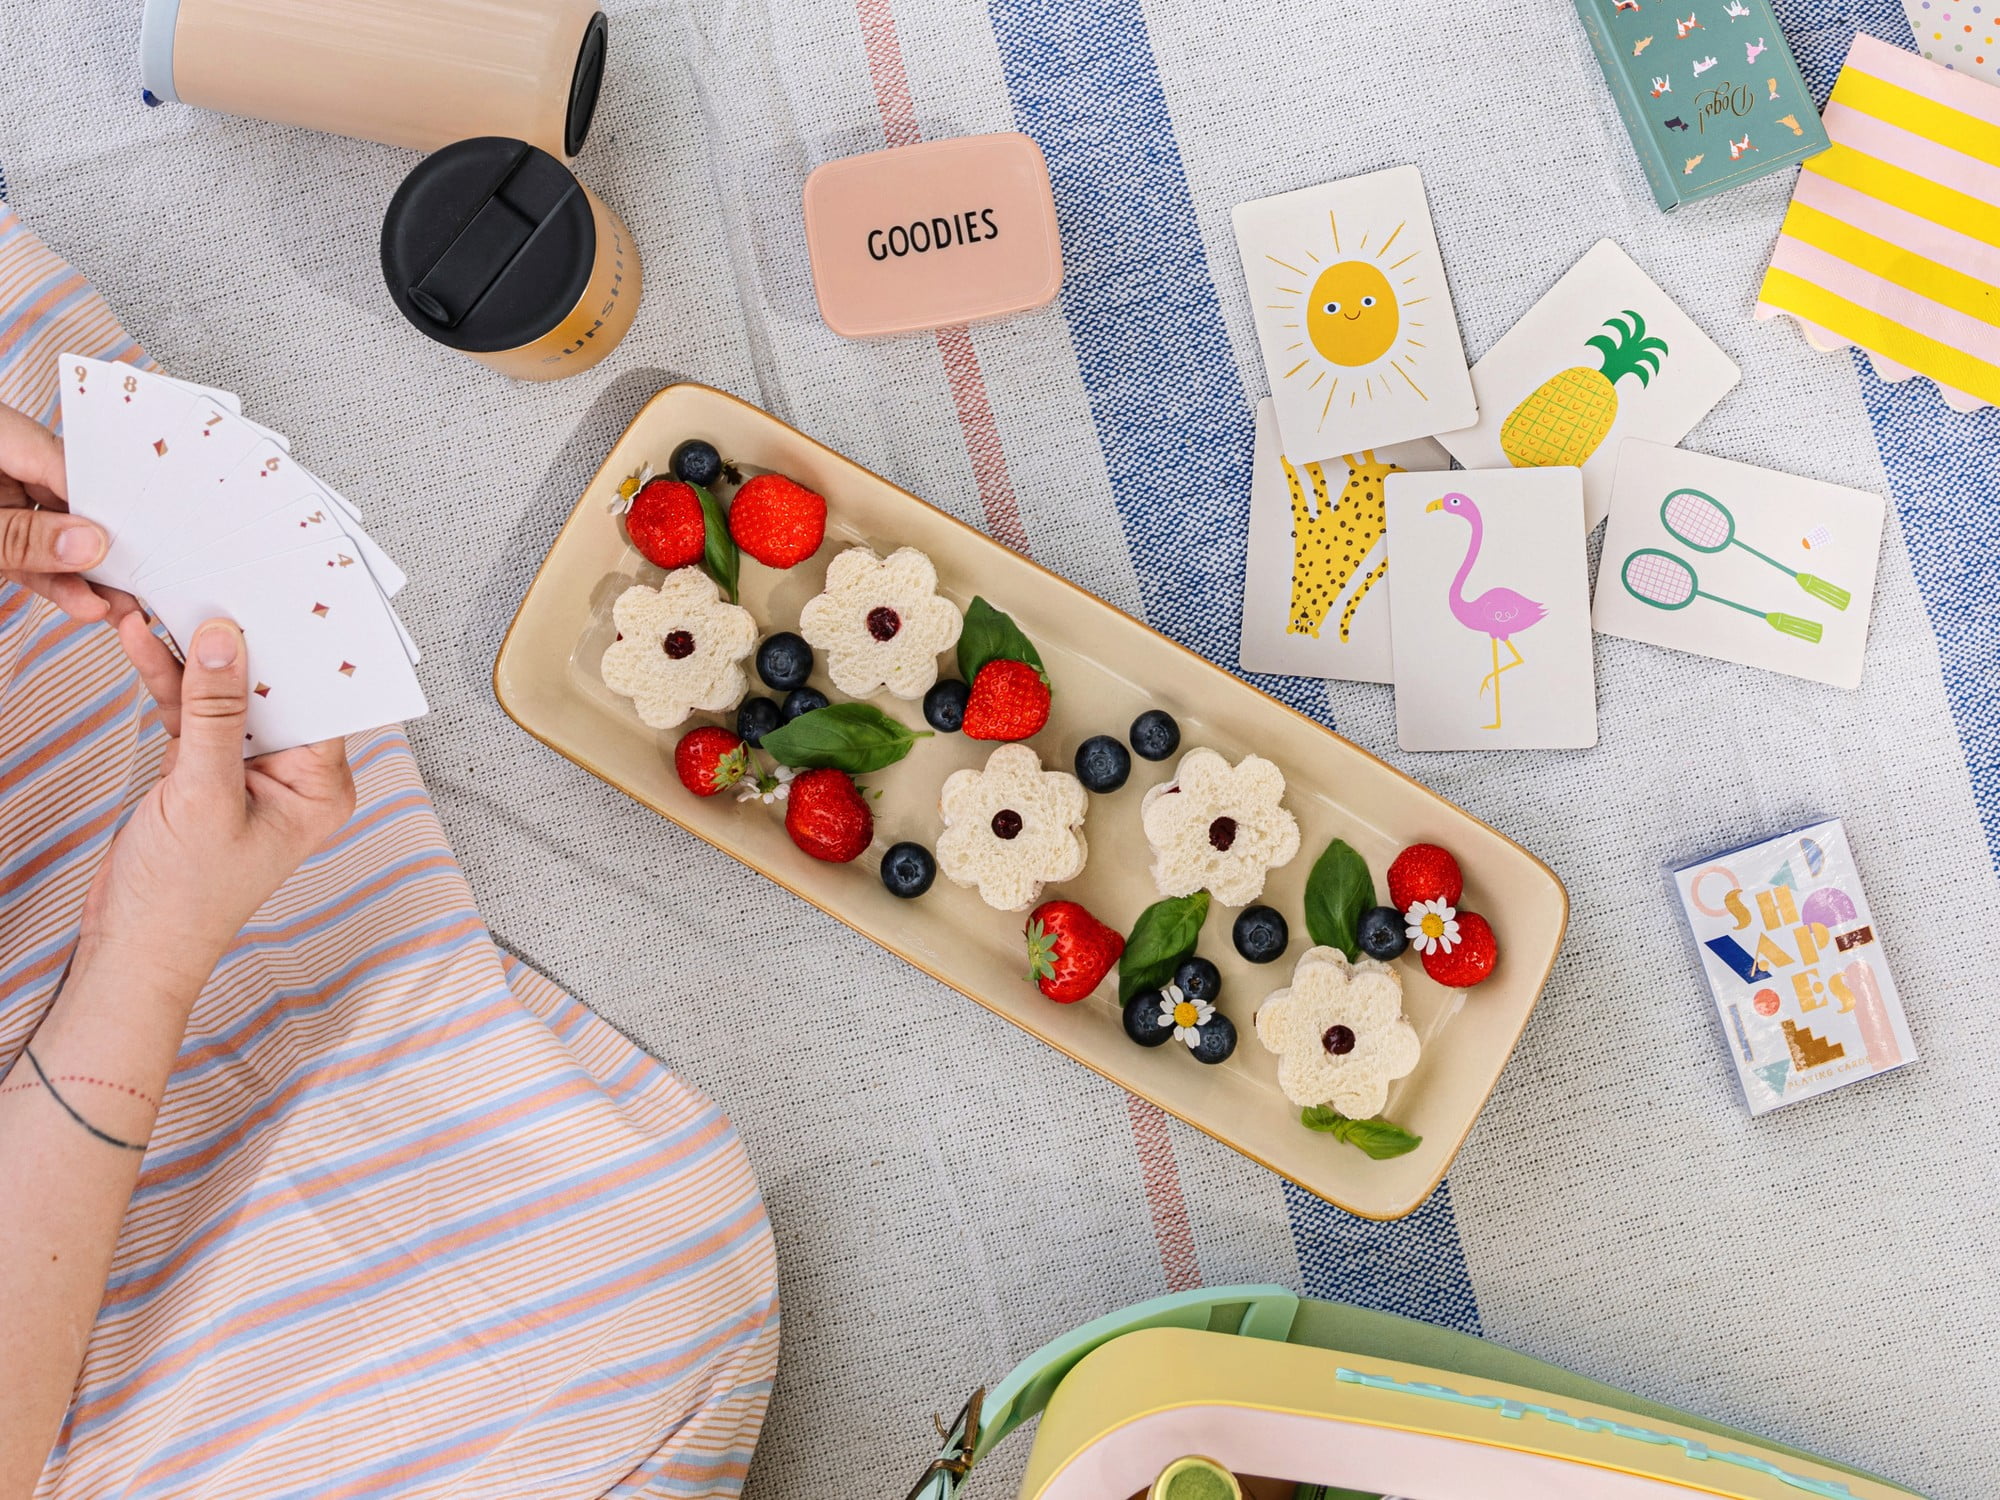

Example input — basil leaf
[1303,838,1374,959]
[758,702,929,773]
[1117,892,1210,1003]
[695,482,739,603]
[957,596,1047,685]
[1300,1106,1422,1160]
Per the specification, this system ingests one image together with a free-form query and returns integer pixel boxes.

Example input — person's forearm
[0,936,208,1499]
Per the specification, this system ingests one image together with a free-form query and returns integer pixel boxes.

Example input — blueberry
[669,439,724,488]
[736,696,782,747]
[756,632,813,691]
[782,687,829,722]
[1188,1013,1238,1065]
[924,679,970,733]
[1232,905,1289,965]
[880,842,937,898]
[1074,734,1131,793]
[1122,990,1178,1047]
[1357,905,1410,961]
[1174,956,1221,1002]
[1129,709,1181,762]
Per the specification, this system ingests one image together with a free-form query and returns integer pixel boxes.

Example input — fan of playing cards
[59,353,427,756]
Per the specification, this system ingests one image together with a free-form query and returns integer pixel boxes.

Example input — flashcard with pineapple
[1593,440,1885,689]
[1232,166,1478,463]
[1436,239,1740,529]
[1384,467,1598,751]
[1238,397,1450,683]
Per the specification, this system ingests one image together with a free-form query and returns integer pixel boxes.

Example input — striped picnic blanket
[0,207,779,1497]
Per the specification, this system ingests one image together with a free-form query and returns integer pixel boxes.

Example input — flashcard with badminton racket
[1231,166,1479,463]
[1434,240,1740,529]
[1593,440,1884,688]
[1384,466,1598,750]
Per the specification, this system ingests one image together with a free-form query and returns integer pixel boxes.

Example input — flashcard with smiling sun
[1233,167,1478,463]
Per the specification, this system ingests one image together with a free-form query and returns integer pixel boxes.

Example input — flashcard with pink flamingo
[1385,467,1598,750]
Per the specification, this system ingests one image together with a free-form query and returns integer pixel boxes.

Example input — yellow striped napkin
[1756,33,2000,412]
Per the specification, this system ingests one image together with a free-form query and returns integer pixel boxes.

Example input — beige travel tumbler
[380,138,641,382]
[139,0,608,159]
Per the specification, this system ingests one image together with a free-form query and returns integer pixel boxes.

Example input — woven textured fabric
[1,0,1994,1494]
[0,207,779,1498]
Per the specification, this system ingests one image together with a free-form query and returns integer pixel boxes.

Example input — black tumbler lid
[380,137,594,354]
[567,13,608,157]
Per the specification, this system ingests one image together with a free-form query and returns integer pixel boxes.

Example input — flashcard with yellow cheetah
[1232,165,1479,463]
[1238,397,1450,683]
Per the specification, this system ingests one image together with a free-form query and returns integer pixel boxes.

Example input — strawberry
[625,478,707,570]
[1421,910,1498,988]
[1388,843,1463,911]
[962,658,1051,741]
[1025,900,1125,1003]
[784,767,873,862]
[729,473,826,568]
[673,726,748,798]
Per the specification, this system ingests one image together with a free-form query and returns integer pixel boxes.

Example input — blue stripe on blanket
[987,0,1480,1324]
[1780,0,2000,875]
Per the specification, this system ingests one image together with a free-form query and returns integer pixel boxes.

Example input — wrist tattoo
[18,1048,149,1152]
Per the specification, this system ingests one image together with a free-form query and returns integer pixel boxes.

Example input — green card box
[1574,0,1829,209]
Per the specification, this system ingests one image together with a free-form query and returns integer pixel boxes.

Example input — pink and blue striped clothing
[0,202,780,1498]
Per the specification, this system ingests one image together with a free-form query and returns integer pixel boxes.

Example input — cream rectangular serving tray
[494,383,1568,1219]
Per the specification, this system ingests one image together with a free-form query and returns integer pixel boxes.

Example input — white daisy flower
[610,462,655,515]
[1404,899,1460,956]
[1156,983,1216,1049]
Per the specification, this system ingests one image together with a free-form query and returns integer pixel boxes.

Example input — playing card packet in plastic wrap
[1669,818,1915,1115]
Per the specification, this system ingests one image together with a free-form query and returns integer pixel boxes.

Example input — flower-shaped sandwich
[799,545,963,700]
[1254,947,1421,1117]
[936,743,1088,911]
[600,571,757,730]
[1139,748,1301,906]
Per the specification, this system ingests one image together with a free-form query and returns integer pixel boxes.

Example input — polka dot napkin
[1905,0,2000,86]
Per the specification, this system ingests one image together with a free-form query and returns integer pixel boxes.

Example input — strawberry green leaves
[1118,892,1209,1003]
[758,702,929,774]
[1300,1106,1422,1160]
[1303,838,1374,960]
[958,596,1046,686]
[693,482,739,603]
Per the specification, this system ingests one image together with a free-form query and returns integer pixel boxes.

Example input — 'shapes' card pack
[1673,819,1915,1115]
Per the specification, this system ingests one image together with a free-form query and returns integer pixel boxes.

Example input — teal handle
[977,1285,1298,1460]
[1796,573,1851,611]
[903,1286,1300,1499]
[1766,611,1824,643]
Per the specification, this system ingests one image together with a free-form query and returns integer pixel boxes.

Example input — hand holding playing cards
[0,400,117,622]
[56,353,425,756]
[78,614,356,991]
